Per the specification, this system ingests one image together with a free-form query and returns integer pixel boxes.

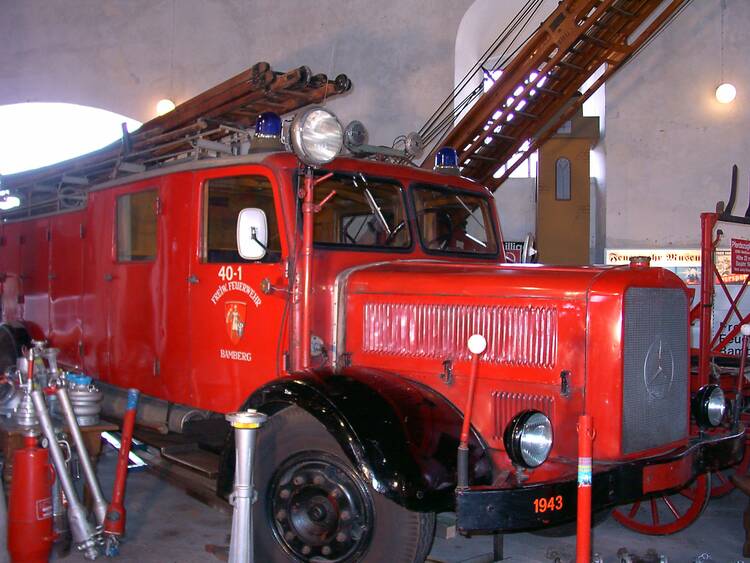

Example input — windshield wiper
[353,173,391,235]
[454,194,487,247]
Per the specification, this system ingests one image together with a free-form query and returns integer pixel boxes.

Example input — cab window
[412,184,499,256]
[116,189,157,262]
[311,172,410,249]
[203,175,281,263]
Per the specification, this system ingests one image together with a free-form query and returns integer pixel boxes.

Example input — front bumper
[456,426,745,533]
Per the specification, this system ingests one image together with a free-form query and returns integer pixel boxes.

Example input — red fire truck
[0,104,744,561]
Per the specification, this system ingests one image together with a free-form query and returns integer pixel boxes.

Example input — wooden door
[536,138,591,265]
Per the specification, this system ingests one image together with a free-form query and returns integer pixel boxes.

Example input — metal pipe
[699,212,718,387]
[457,335,487,489]
[294,168,316,371]
[30,389,100,560]
[735,325,750,428]
[575,414,594,563]
[226,410,268,563]
[55,383,108,526]
[104,388,140,557]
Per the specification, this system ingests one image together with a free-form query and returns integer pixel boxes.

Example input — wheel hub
[270,452,373,561]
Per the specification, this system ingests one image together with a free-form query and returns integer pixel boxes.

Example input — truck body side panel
[49,211,85,364]
[20,218,50,339]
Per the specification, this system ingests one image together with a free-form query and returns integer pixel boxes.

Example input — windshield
[412,184,499,256]
[312,172,410,249]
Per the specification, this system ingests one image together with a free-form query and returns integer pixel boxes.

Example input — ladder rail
[421,0,689,190]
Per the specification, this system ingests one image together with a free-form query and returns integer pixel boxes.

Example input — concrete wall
[0,0,471,147]
[604,0,750,250]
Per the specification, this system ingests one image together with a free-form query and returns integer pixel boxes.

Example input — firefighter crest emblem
[225,301,247,344]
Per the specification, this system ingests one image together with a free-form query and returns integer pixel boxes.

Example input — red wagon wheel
[612,473,710,535]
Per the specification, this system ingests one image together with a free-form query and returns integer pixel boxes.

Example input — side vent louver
[362,302,558,367]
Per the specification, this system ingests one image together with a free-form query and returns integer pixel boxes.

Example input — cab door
[108,182,162,395]
[186,167,288,413]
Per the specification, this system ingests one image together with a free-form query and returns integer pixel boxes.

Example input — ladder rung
[514,110,538,119]
[609,4,635,17]
[558,59,584,72]
[538,86,561,96]
[466,154,499,162]
[490,132,516,141]
[580,33,618,50]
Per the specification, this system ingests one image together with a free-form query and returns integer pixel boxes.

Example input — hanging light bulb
[156,99,176,116]
[715,83,737,104]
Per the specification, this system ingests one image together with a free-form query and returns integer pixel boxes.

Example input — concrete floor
[52,448,748,563]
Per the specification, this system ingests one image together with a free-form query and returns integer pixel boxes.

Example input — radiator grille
[362,302,557,367]
[622,287,688,454]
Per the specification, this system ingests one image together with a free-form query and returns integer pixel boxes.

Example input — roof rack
[1,61,351,220]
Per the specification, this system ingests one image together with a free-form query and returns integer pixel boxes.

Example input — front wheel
[611,473,710,535]
[253,406,435,562]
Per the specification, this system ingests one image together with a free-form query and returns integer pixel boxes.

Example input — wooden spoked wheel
[612,473,711,535]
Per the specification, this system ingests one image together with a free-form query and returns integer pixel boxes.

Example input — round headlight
[692,384,726,428]
[503,410,553,468]
[289,107,343,166]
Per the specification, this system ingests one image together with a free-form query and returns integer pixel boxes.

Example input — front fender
[219,368,492,512]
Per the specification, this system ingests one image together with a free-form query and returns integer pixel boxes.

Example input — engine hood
[334,258,685,379]
[344,260,610,300]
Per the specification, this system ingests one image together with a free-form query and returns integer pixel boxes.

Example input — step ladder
[423,0,688,189]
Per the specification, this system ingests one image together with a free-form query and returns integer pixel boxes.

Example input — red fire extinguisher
[8,434,54,563]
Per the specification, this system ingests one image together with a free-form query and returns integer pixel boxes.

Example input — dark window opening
[204,175,281,263]
[116,189,157,262]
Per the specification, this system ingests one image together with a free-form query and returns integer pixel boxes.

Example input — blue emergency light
[255,112,282,138]
[434,147,459,170]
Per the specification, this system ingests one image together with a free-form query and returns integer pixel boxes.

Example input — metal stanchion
[55,383,109,526]
[576,414,595,563]
[30,389,100,560]
[226,410,267,563]
[735,325,750,429]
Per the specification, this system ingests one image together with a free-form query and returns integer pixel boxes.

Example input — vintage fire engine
[0,92,744,560]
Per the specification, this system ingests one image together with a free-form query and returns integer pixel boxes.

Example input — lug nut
[279,488,291,499]
[276,509,287,521]
[336,532,347,542]
[313,475,325,485]
[284,531,295,541]
[293,475,305,486]
[340,510,351,521]
[322,546,332,556]
[301,545,312,555]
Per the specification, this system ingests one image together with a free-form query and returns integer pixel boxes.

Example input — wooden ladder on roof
[1,62,351,220]
[423,0,688,189]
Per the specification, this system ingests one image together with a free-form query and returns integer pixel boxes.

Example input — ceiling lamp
[715,83,736,104]
[156,99,176,116]
[715,2,736,105]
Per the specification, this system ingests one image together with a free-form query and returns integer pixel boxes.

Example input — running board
[160,444,220,479]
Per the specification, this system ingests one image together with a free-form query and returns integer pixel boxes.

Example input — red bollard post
[104,388,140,556]
[576,414,594,563]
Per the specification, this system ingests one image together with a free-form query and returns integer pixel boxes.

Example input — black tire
[254,406,435,562]
[0,323,29,373]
